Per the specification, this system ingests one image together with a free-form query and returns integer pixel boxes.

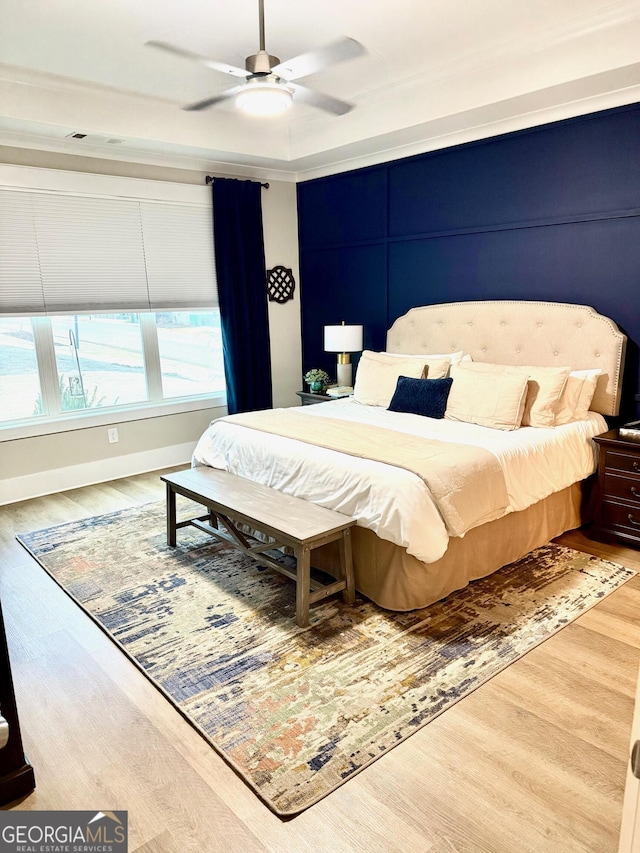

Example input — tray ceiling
[1,0,639,180]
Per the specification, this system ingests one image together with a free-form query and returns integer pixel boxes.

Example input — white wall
[0,151,302,503]
[263,179,302,408]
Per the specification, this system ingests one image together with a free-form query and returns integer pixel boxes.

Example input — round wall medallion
[267,266,296,303]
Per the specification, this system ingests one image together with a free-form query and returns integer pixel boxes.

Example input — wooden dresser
[592,428,640,549]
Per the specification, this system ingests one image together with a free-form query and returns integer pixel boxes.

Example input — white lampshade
[324,323,363,387]
[236,83,293,115]
[323,324,363,353]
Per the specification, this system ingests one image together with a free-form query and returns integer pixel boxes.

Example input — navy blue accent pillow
[388,376,453,418]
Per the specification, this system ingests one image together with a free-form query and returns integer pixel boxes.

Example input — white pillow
[555,369,602,424]
[353,351,428,407]
[520,365,571,427]
[382,350,465,377]
[385,350,466,365]
[360,350,452,380]
[362,350,427,375]
[454,362,571,427]
[420,357,452,379]
[446,366,529,430]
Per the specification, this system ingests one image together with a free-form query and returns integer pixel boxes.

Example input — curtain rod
[205,176,270,189]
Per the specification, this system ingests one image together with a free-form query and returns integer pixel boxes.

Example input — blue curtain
[212,178,273,414]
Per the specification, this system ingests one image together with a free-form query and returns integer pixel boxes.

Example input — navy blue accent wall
[297,104,640,417]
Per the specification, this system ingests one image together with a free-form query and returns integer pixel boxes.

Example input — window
[0,317,42,423]
[156,311,225,400]
[0,178,225,436]
[0,311,225,429]
[50,314,147,411]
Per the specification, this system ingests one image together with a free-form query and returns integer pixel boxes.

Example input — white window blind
[139,201,218,311]
[34,193,149,313]
[0,190,45,314]
[0,188,218,315]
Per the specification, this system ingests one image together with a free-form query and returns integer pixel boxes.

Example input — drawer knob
[632,486,640,499]
[634,461,640,473]
[628,514,640,528]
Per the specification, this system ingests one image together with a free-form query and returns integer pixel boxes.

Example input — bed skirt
[311,480,592,611]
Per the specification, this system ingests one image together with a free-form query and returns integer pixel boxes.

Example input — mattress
[192,398,607,565]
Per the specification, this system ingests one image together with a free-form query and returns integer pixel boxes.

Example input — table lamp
[324,322,364,387]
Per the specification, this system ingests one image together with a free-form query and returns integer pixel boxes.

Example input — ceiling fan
[146,0,365,116]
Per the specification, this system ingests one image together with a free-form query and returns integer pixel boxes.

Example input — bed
[193,300,627,611]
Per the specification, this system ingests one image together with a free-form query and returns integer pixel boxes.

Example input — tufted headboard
[386,301,627,416]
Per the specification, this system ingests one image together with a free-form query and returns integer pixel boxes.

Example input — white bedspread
[192,399,607,564]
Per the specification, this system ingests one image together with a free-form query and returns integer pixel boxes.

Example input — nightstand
[592,428,640,548]
[296,391,332,406]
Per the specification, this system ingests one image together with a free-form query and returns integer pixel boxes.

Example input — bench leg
[166,481,177,547]
[339,529,356,605]
[296,546,311,628]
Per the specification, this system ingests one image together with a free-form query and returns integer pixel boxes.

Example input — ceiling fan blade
[183,86,243,111]
[146,41,249,79]
[290,83,353,116]
[272,37,365,82]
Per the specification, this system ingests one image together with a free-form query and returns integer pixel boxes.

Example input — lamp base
[336,361,353,387]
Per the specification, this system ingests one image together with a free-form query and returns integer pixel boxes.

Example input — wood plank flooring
[1,469,639,852]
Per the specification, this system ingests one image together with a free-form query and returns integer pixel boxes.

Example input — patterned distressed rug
[17,500,634,816]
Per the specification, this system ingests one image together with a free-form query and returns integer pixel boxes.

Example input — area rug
[17,500,635,816]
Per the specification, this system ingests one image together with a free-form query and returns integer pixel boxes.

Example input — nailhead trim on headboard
[386,301,627,416]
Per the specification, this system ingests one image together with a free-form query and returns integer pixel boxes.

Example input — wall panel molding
[297,102,640,416]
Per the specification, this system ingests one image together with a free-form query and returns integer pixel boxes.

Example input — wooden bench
[161,468,356,627]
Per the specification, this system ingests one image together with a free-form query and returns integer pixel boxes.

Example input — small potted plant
[304,368,331,393]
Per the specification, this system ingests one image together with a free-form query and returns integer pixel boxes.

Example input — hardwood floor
[1,469,639,853]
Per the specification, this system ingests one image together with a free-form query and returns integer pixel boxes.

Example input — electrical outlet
[107,427,119,444]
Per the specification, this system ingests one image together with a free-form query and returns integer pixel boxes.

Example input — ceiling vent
[65,132,125,145]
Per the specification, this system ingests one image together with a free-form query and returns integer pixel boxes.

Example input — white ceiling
[1,0,639,181]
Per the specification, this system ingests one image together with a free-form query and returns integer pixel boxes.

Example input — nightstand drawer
[600,501,640,535]
[605,450,640,477]
[603,472,640,504]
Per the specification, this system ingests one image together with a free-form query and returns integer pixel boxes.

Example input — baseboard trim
[0,442,196,506]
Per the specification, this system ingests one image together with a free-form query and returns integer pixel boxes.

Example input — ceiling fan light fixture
[236,82,293,116]
[150,0,364,117]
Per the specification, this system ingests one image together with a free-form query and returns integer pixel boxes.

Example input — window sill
[0,394,227,443]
